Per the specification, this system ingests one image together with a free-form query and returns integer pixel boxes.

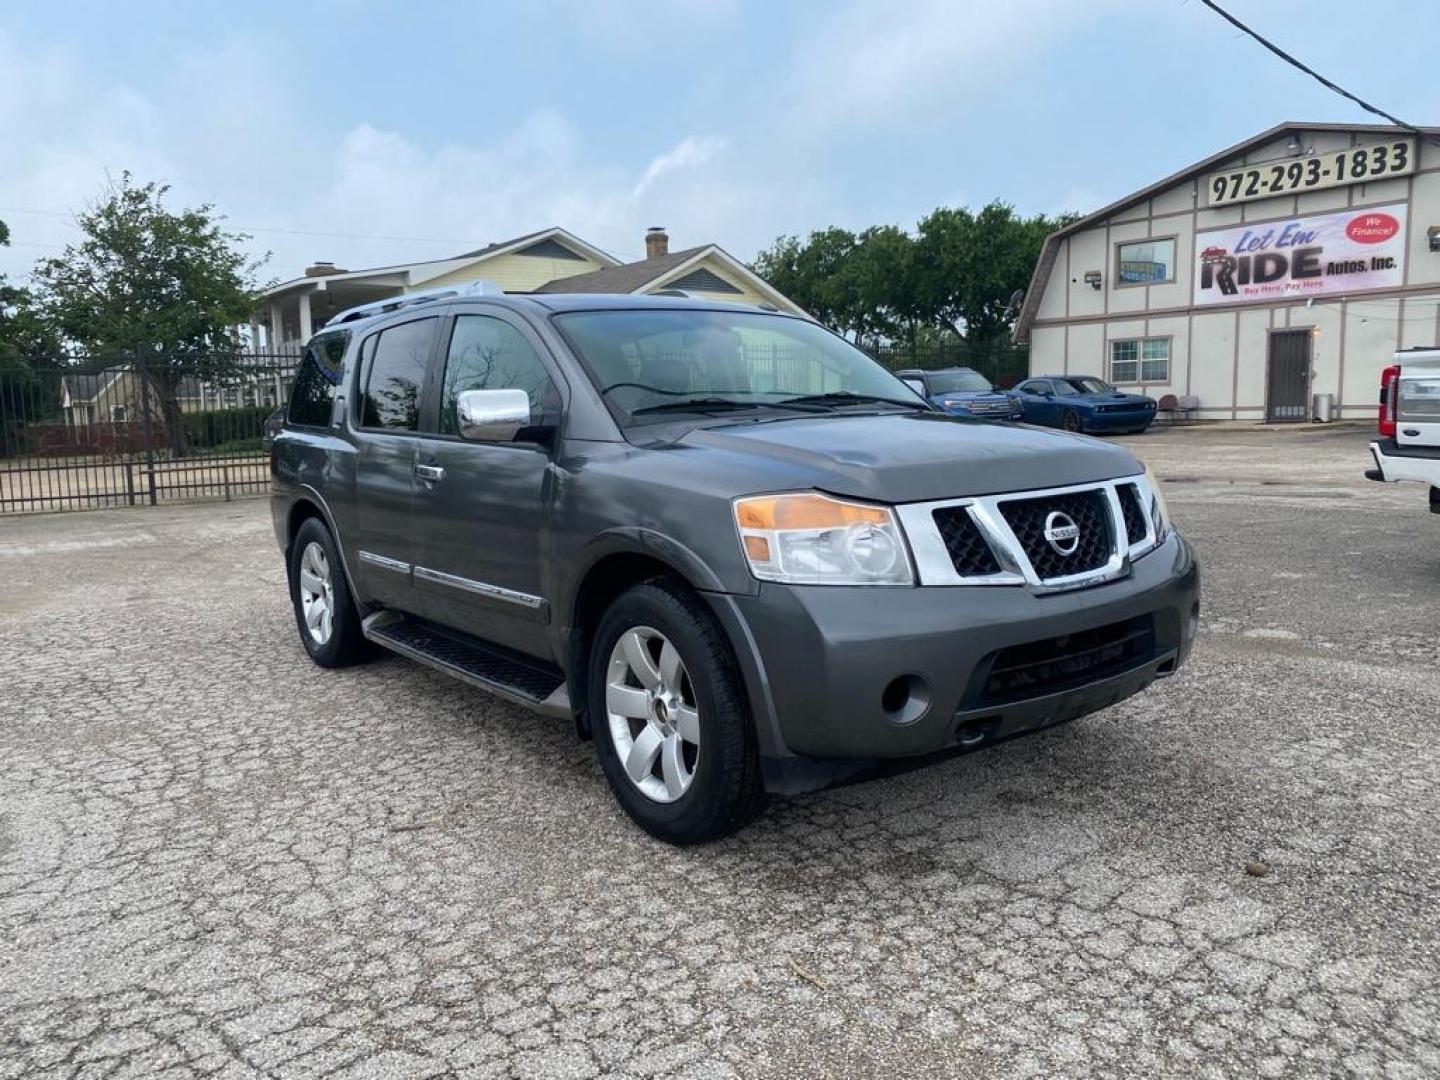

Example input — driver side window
[1022,380,1050,395]
[440,315,553,435]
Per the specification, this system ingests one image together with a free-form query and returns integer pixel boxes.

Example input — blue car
[895,367,1023,421]
[1012,375,1157,434]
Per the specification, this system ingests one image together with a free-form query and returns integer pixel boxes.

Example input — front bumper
[708,534,1199,790]
[1083,410,1155,432]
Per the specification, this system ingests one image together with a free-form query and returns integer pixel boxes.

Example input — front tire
[289,517,368,668]
[1062,408,1083,432]
[588,578,766,845]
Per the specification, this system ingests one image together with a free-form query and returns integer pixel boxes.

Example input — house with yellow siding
[253,226,806,351]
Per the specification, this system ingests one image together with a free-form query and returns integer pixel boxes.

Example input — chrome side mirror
[456,388,531,442]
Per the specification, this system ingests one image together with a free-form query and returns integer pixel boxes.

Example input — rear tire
[588,578,766,845]
[289,517,369,668]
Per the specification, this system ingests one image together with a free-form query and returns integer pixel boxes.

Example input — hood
[676,412,1140,503]
[1068,390,1152,405]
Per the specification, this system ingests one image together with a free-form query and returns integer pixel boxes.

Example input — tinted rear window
[287,333,349,428]
[359,318,436,431]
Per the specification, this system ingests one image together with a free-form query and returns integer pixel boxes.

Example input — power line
[1195,0,1423,134]
[0,204,648,264]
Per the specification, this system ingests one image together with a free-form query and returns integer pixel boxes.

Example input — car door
[1016,379,1056,424]
[409,308,562,659]
[350,316,442,612]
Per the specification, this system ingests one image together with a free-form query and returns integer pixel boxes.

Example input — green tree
[29,174,264,455]
[752,227,869,340]
[916,201,1073,347]
[0,219,65,456]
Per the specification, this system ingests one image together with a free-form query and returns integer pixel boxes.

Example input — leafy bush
[183,405,273,451]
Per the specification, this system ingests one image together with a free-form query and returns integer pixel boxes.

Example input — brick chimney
[304,261,347,277]
[644,227,669,259]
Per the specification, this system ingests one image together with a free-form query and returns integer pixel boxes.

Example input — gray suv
[272,286,1200,844]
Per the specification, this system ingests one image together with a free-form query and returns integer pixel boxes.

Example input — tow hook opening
[955,716,1001,748]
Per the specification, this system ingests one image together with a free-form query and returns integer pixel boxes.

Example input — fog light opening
[881,674,931,726]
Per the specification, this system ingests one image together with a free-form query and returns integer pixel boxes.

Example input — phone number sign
[1207,138,1415,206]
[1193,203,1407,307]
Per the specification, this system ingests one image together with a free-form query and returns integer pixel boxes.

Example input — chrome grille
[896,475,1161,594]
[1118,483,1147,545]
[932,507,1001,576]
[998,489,1113,580]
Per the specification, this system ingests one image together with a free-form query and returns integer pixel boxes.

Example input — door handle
[414,463,445,483]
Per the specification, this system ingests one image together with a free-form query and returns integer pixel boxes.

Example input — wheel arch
[561,531,728,741]
[284,488,365,608]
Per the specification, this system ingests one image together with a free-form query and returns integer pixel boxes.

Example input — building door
[1266,330,1311,422]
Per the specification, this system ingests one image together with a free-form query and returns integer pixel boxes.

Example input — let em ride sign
[1193,203,1407,308]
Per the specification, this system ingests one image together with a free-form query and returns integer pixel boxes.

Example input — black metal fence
[866,341,1031,388]
[0,337,1029,517]
[0,350,299,515]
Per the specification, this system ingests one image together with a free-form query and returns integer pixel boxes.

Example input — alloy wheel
[605,626,701,803]
[297,541,335,645]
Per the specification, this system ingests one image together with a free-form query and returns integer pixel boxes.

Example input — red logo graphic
[1346,212,1399,243]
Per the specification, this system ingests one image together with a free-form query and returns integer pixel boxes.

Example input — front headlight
[734,492,913,585]
[1144,465,1172,542]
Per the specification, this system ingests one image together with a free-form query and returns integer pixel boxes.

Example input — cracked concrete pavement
[1,423,1437,1078]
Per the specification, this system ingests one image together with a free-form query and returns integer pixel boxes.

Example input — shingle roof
[533,246,710,294]
[60,373,109,402]
[455,227,567,260]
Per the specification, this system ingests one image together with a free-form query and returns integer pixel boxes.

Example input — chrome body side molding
[411,565,545,610]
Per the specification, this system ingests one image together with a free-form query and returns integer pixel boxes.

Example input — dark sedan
[895,367,1023,421]
[1013,375,1157,434]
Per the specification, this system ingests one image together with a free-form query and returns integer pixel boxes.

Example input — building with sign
[1014,122,1440,421]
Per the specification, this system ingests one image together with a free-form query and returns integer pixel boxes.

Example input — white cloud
[782,0,1128,136]
[0,1,1137,287]
[632,135,728,199]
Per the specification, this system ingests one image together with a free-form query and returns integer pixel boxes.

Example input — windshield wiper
[629,397,832,418]
[776,391,926,410]
[629,397,766,417]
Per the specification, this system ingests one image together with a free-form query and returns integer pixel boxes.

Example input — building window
[110,406,128,423]
[1110,338,1170,384]
[1115,238,1176,286]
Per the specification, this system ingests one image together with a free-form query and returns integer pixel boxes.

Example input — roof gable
[261,227,618,298]
[665,267,742,294]
[1012,121,1439,341]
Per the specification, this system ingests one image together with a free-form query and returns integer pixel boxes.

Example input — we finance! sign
[1193,203,1406,308]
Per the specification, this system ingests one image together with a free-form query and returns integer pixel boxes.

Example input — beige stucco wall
[1028,127,1440,418]
[419,250,607,293]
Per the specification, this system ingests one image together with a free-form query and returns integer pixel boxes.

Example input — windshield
[555,309,927,423]
[1054,376,1112,395]
[925,370,993,394]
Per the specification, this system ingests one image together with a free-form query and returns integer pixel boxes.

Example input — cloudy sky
[2,0,1437,285]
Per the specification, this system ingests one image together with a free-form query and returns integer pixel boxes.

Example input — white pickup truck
[1368,347,1440,512]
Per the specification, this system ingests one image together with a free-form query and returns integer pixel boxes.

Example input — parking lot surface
[2,423,1437,1079]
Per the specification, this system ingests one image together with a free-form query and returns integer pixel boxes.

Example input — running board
[362,613,571,719]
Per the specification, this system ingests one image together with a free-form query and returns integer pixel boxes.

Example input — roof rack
[329,279,505,326]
